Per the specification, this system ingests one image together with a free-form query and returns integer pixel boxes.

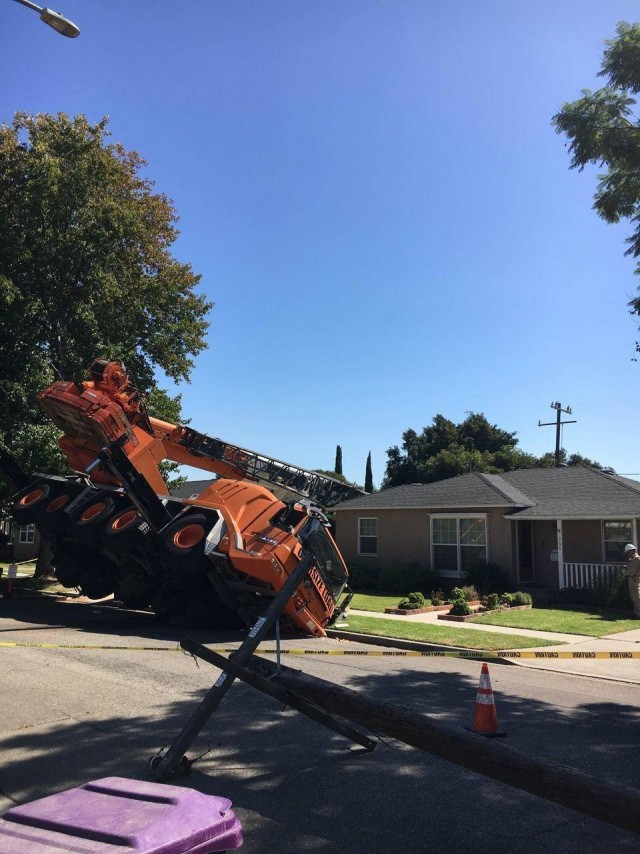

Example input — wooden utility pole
[538,401,576,466]
[246,655,640,835]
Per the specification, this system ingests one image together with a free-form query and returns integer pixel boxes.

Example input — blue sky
[3,1,640,486]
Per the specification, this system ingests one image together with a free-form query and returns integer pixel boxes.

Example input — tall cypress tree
[365,451,374,493]
[334,445,343,475]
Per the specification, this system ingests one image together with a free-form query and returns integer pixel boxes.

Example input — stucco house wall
[336,505,516,581]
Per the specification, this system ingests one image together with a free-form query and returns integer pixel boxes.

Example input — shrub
[511,591,532,607]
[464,561,509,595]
[449,598,472,616]
[550,579,630,609]
[607,571,632,609]
[348,564,381,591]
[397,591,427,609]
[460,585,479,602]
[430,588,446,606]
[500,592,515,607]
[481,592,502,611]
[379,561,437,594]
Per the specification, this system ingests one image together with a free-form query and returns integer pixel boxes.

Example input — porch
[560,562,624,590]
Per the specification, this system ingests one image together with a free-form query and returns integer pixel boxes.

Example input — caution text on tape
[0,642,638,659]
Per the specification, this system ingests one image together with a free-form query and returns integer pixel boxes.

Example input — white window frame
[357,517,378,557]
[602,519,634,563]
[430,513,488,577]
[19,523,35,544]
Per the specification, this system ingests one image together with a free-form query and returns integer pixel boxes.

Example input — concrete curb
[326,628,516,665]
[326,629,640,684]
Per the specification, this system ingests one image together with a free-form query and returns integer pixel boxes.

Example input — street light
[11,0,80,37]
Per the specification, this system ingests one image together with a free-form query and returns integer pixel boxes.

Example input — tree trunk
[34,530,56,579]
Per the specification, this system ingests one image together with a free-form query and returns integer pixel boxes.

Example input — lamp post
[11,0,80,37]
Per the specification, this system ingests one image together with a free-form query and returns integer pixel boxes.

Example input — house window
[603,520,633,563]
[19,524,35,544]
[432,515,487,576]
[358,518,378,556]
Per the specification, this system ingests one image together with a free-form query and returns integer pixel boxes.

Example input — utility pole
[538,402,576,467]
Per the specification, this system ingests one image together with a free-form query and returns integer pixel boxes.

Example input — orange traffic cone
[467,662,506,737]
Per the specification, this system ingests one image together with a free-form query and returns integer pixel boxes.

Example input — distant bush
[378,561,440,595]
[511,591,532,607]
[397,591,427,610]
[464,561,509,595]
[550,574,631,610]
[481,592,502,611]
[607,571,632,609]
[449,598,472,616]
[500,592,515,607]
[430,588,446,606]
[348,564,381,591]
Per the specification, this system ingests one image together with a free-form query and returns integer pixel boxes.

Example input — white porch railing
[561,562,624,590]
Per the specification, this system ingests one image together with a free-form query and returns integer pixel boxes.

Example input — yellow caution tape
[0,642,638,659]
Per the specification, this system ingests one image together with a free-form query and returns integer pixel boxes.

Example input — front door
[517,520,535,583]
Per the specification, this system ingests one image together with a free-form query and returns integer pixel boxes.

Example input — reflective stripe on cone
[467,662,506,738]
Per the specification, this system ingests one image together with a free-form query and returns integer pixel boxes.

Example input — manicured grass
[350,592,405,612]
[468,607,639,637]
[339,614,560,650]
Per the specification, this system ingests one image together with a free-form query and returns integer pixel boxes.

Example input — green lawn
[338,614,560,650]
[468,607,639,637]
[350,592,405,612]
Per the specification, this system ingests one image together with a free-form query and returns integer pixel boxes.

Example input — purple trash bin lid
[0,777,243,853]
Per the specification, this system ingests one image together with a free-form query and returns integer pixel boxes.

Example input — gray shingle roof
[501,467,640,518]
[335,467,640,519]
[170,479,216,499]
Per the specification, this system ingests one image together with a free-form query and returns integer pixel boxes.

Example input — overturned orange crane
[3,360,363,636]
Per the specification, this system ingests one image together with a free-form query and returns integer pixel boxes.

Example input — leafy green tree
[383,413,539,488]
[334,445,343,475]
[537,450,606,470]
[552,22,640,326]
[364,451,374,493]
[0,112,211,570]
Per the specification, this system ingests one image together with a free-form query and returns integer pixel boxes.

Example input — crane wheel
[161,514,211,573]
[69,496,116,543]
[12,482,51,525]
[102,506,146,553]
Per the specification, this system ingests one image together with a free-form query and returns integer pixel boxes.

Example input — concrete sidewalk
[344,608,640,684]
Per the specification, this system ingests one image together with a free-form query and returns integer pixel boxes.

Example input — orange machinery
[6,360,363,636]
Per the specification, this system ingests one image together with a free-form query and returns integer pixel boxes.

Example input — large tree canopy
[0,112,212,503]
[382,413,604,488]
[552,21,640,322]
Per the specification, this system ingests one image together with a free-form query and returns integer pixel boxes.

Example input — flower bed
[385,599,481,615]
[437,604,532,622]
[384,604,449,615]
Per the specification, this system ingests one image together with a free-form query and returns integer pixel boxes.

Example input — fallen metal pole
[181,637,376,751]
[252,656,640,835]
[152,554,315,781]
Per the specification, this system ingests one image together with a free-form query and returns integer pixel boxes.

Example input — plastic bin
[0,776,243,853]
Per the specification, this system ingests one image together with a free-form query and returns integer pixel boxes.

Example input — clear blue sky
[3,1,640,486]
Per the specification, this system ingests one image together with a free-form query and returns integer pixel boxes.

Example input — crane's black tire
[160,514,211,573]
[116,569,159,610]
[12,480,84,531]
[152,581,190,618]
[53,549,87,588]
[103,506,147,554]
[78,563,118,600]
[69,496,116,543]
[12,481,53,526]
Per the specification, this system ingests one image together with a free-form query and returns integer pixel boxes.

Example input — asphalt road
[0,597,639,853]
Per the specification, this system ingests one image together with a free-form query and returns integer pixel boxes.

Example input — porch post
[556,519,565,588]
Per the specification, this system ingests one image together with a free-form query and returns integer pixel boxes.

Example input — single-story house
[334,466,640,590]
[0,519,40,563]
